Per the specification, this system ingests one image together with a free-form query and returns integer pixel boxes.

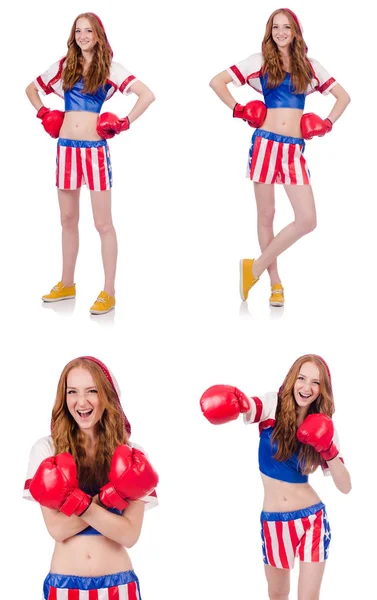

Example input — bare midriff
[261,472,322,512]
[50,535,132,576]
[261,108,304,138]
[59,111,102,141]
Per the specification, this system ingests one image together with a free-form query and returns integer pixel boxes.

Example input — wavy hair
[63,13,112,94]
[271,355,334,474]
[262,9,313,94]
[51,358,128,492]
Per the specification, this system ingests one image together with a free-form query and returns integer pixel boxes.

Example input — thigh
[254,182,276,212]
[283,184,316,219]
[57,189,80,219]
[264,564,290,597]
[297,561,326,599]
[90,189,113,224]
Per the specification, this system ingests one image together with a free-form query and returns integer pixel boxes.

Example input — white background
[1,0,375,598]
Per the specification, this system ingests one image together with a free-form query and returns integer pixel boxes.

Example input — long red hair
[262,9,313,94]
[62,13,112,94]
[272,355,334,474]
[51,358,128,492]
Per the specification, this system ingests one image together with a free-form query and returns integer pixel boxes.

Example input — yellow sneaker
[90,291,115,315]
[269,283,284,307]
[42,282,76,302]
[239,259,259,301]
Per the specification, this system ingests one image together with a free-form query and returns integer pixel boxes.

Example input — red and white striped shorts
[261,502,331,569]
[43,570,141,599]
[56,138,112,191]
[248,129,310,185]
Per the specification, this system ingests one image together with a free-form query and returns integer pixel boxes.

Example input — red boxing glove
[200,385,251,425]
[297,414,339,461]
[99,445,159,510]
[233,100,267,128]
[29,453,91,516]
[300,113,332,140]
[37,107,64,139]
[96,112,130,139]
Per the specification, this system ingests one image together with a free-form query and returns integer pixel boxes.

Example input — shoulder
[29,435,55,456]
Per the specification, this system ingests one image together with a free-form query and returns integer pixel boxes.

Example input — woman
[209,9,350,307]
[200,354,351,600]
[23,356,158,599]
[26,13,155,315]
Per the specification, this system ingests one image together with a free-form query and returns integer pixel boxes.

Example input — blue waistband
[252,129,305,146]
[44,570,138,595]
[261,502,325,522]
[58,138,107,148]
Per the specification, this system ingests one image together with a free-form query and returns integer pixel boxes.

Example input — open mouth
[77,408,93,419]
[299,392,311,399]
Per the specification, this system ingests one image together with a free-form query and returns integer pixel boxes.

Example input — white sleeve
[321,428,344,476]
[243,392,278,426]
[226,53,263,88]
[129,441,158,511]
[308,58,337,95]
[23,436,55,501]
[34,59,65,95]
[109,61,138,95]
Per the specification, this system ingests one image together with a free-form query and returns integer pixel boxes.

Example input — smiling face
[66,367,104,434]
[75,17,97,53]
[293,361,321,409]
[271,12,294,50]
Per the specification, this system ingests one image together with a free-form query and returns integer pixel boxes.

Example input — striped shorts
[43,570,141,599]
[56,138,113,191]
[248,129,310,185]
[261,502,331,570]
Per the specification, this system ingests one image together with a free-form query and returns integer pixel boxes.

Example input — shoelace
[53,285,63,292]
[96,296,106,304]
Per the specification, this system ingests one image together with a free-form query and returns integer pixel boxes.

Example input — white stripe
[265,140,279,184]
[302,513,316,561]
[281,143,291,184]
[92,148,101,191]
[319,517,325,561]
[58,146,66,189]
[269,522,282,568]
[282,520,295,568]
[293,144,303,185]
[81,148,89,187]
[119,583,130,600]
[252,137,268,181]
[56,588,68,600]
[70,146,77,189]
[79,591,89,600]
[98,587,109,600]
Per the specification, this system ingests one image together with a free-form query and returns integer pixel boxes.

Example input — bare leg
[264,564,291,600]
[58,188,80,286]
[90,190,117,296]
[297,562,326,600]
[254,182,281,286]
[252,184,316,278]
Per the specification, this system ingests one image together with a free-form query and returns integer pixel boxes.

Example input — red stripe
[276,521,290,569]
[36,75,51,94]
[89,589,99,600]
[274,142,283,183]
[298,516,310,560]
[263,521,276,567]
[98,147,107,191]
[56,145,61,187]
[120,75,136,94]
[48,587,57,600]
[259,140,274,183]
[259,418,276,434]
[86,148,95,190]
[287,144,297,184]
[108,585,120,599]
[311,511,323,561]
[128,581,139,600]
[229,65,245,85]
[299,148,310,185]
[246,70,262,86]
[64,147,72,189]
[68,589,80,600]
[318,77,335,93]
[252,397,263,422]
[250,135,262,179]
[24,478,31,490]
[76,148,83,188]
[288,518,299,551]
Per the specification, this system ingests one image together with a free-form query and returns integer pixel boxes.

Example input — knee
[258,206,276,227]
[94,220,114,236]
[269,590,290,600]
[295,213,317,236]
[60,211,79,230]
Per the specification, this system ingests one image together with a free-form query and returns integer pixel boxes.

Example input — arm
[326,83,351,125]
[80,498,145,547]
[25,81,44,112]
[25,80,64,138]
[40,505,89,542]
[324,457,352,494]
[209,70,237,110]
[126,80,155,124]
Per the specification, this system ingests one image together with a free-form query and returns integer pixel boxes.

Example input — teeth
[78,409,92,415]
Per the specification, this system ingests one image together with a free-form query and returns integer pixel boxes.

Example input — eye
[89,389,98,394]
[313,381,320,386]
[67,390,76,394]
[297,376,304,380]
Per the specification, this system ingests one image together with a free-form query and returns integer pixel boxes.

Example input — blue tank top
[261,73,305,110]
[64,79,112,113]
[75,484,123,535]
[258,427,308,483]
